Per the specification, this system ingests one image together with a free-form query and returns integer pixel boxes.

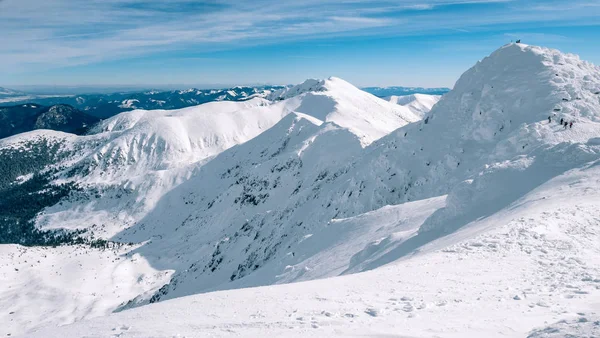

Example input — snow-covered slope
[385,93,441,117]
[26,98,289,238]
[0,76,419,336]
[3,43,600,337]
[28,78,413,238]
[28,162,600,337]
[90,43,600,308]
[269,77,421,145]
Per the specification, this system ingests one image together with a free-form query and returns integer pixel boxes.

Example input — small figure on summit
[564,121,568,129]
[560,118,564,125]
[516,39,521,44]
[570,121,573,129]
[548,116,552,123]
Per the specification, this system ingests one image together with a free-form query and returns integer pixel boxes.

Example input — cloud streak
[0,0,598,74]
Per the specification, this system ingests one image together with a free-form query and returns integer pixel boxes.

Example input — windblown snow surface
[3,43,600,337]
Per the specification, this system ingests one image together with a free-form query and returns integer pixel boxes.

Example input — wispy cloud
[0,0,598,74]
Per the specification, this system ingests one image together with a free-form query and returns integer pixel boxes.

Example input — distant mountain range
[362,86,450,97]
[0,87,23,97]
[0,85,449,120]
[0,104,99,139]
[0,86,286,118]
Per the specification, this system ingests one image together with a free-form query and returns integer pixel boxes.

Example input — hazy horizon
[3,81,452,96]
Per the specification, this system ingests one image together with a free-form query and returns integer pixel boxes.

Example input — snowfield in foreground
[2,43,600,337]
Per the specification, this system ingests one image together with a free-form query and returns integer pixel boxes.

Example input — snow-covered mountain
[97,43,600,306]
[385,93,442,117]
[3,43,600,337]
[267,77,420,144]
[0,76,419,336]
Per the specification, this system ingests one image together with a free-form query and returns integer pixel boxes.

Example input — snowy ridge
[115,43,600,331]
[14,76,417,239]
[3,44,600,337]
[268,77,421,145]
[32,97,288,237]
[385,93,441,117]
[0,75,419,336]
[92,43,600,309]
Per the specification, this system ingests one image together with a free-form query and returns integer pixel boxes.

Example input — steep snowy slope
[385,93,442,117]
[269,77,421,145]
[0,98,294,335]
[30,161,600,337]
[27,98,288,238]
[32,78,416,238]
[0,76,419,336]
[101,43,600,315]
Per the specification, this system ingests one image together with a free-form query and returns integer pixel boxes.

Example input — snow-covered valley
[2,43,600,337]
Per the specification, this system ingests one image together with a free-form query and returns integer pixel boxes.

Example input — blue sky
[1,0,599,88]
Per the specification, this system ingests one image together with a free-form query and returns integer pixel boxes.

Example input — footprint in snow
[402,303,414,312]
[321,311,333,317]
[364,308,379,317]
[112,325,130,332]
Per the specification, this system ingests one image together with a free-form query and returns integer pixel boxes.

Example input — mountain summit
[269,76,421,145]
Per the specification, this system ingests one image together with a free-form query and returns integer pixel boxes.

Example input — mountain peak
[426,43,600,146]
[267,77,360,101]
